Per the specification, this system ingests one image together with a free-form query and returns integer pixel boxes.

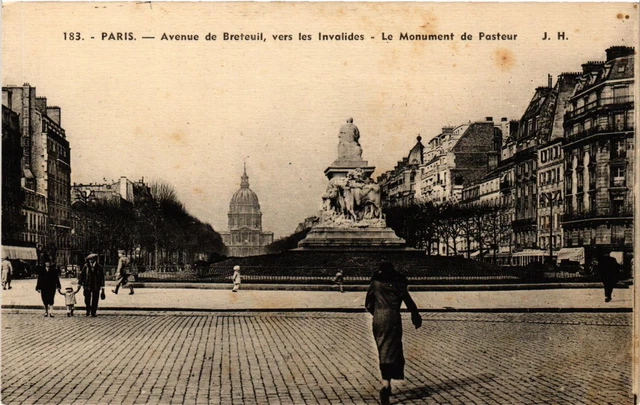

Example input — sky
[2,2,637,238]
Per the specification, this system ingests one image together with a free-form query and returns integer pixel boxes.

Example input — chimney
[46,107,61,125]
[35,97,47,114]
[605,46,635,62]
[581,61,604,74]
[548,74,553,88]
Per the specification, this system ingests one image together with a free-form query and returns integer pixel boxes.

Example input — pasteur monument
[298,118,405,249]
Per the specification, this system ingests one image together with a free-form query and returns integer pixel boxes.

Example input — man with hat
[78,253,105,317]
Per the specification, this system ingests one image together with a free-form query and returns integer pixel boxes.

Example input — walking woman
[36,260,62,317]
[365,262,422,405]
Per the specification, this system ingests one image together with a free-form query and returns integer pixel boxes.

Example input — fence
[135,264,600,285]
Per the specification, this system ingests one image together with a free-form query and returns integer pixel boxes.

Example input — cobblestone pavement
[1,311,632,405]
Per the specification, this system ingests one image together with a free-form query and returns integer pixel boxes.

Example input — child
[59,286,81,317]
[232,265,241,292]
[334,270,344,293]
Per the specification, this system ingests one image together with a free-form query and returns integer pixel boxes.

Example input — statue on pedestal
[337,118,363,162]
[297,119,405,249]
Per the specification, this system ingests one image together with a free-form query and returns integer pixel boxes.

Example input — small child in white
[232,265,241,292]
[334,270,345,293]
[59,286,81,317]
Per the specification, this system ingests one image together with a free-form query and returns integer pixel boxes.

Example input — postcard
[2,2,638,404]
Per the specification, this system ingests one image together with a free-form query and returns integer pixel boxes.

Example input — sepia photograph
[1,2,638,404]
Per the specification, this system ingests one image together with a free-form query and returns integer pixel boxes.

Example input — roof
[230,165,261,211]
[572,51,634,98]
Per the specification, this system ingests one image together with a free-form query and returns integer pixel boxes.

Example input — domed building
[221,165,274,257]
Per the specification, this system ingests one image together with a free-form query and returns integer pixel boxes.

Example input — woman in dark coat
[366,262,422,405]
[36,261,62,317]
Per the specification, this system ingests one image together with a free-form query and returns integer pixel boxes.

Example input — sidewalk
[0,278,631,312]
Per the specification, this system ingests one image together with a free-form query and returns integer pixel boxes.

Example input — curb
[2,305,632,313]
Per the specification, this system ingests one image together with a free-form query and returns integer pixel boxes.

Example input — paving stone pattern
[1,312,632,404]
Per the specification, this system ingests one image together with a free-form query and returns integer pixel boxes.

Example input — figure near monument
[322,168,383,226]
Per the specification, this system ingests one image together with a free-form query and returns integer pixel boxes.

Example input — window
[611,166,625,187]
[613,85,629,103]
[577,172,584,189]
[614,113,625,131]
[572,123,580,136]
[612,198,625,215]
[584,119,592,131]
[612,139,626,159]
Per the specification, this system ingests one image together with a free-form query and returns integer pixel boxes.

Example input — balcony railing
[565,95,634,120]
[500,181,512,191]
[565,123,635,143]
[563,208,633,222]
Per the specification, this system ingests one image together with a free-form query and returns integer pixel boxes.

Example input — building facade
[71,176,147,205]
[2,106,24,246]
[2,84,71,265]
[377,136,424,206]
[562,46,635,268]
[221,166,274,257]
[419,118,503,204]
[511,73,578,253]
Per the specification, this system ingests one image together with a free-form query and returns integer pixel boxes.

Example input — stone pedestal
[324,164,375,183]
[298,227,406,250]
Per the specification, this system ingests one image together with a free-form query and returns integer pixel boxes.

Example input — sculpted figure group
[322,168,383,226]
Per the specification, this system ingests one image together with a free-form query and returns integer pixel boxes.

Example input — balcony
[565,123,635,143]
[562,208,633,223]
[565,95,634,121]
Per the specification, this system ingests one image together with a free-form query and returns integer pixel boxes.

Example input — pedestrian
[112,249,134,295]
[78,253,105,317]
[232,265,241,292]
[2,256,13,290]
[36,260,62,317]
[596,249,620,303]
[58,286,81,316]
[365,262,422,405]
[333,269,345,293]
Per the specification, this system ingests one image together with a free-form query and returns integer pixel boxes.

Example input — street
[1,311,632,404]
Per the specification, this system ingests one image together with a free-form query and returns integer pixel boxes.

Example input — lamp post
[541,191,558,266]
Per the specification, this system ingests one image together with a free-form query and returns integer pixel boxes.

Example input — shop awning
[512,249,547,257]
[1,246,38,261]
[556,247,584,265]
